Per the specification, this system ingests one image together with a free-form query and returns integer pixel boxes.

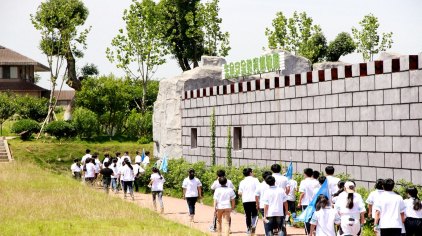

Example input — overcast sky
[1,0,422,89]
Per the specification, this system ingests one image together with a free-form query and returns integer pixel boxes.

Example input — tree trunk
[142,82,147,113]
[178,57,187,71]
[183,58,191,71]
[63,47,82,120]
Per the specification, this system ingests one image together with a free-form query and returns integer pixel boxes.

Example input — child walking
[238,168,260,234]
[213,177,236,236]
[120,159,135,200]
[403,187,422,236]
[310,195,341,236]
[210,169,235,232]
[149,167,165,213]
[182,169,202,222]
[70,159,81,180]
[110,158,119,193]
[100,162,114,194]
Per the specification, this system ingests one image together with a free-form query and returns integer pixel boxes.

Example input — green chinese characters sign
[222,53,283,80]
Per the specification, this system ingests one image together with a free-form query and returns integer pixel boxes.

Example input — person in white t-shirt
[366,179,385,219]
[312,176,327,200]
[286,176,298,226]
[122,151,131,163]
[115,152,122,167]
[182,169,202,222]
[271,164,289,194]
[110,158,119,193]
[81,149,91,165]
[262,175,289,236]
[134,151,142,164]
[120,159,135,200]
[70,159,82,180]
[310,194,341,236]
[84,158,96,186]
[298,168,314,234]
[311,170,320,189]
[403,187,422,236]
[102,153,110,167]
[238,168,260,234]
[255,171,272,230]
[374,178,406,236]
[332,181,346,205]
[210,169,235,232]
[133,162,145,192]
[213,177,236,236]
[142,151,150,168]
[149,167,165,214]
[325,166,340,201]
[335,181,366,236]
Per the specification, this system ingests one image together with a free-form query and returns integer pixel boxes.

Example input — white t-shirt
[133,164,145,177]
[120,165,135,181]
[366,189,384,218]
[272,173,288,189]
[94,160,101,173]
[262,186,287,217]
[110,164,119,179]
[81,154,92,164]
[326,175,340,197]
[374,191,406,229]
[335,193,366,236]
[84,163,96,178]
[116,157,123,167]
[312,185,321,200]
[404,198,422,219]
[238,176,260,203]
[182,177,202,198]
[211,179,235,190]
[286,179,297,201]
[310,207,341,236]
[142,156,150,166]
[299,177,315,206]
[214,187,236,209]
[134,155,142,163]
[122,155,131,163]
[150,173,165,191]
[255,181,270,209]
[102,158,110,166]
[71,163,81,172]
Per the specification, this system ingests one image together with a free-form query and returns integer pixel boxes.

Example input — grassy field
[0,159,202,235]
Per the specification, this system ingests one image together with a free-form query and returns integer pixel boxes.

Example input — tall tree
[265,11,326,63]
[352,14,393,61]
[326,32,356,61]
[107,0,167,112]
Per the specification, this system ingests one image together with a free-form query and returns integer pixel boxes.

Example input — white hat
[344,181,355,193]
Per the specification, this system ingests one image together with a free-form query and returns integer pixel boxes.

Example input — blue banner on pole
[294,179,329,223]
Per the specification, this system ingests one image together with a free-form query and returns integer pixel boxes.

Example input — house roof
[53,90,75,101]
[0,79,49,92]
[0,45,49,72]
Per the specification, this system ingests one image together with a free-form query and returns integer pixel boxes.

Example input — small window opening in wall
[191,128,197,149]
[233,127,242,150]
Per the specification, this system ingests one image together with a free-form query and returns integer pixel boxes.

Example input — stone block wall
[181,54,422,188]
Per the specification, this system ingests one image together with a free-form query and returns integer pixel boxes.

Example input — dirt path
[113,190,306,236]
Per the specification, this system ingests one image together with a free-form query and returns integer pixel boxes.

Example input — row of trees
[265,12,393,63]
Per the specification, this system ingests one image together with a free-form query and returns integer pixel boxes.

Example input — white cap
[344,181,355,193]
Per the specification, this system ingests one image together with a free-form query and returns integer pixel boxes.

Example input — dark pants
[186,197,198,215]
[302,205,311,234]
[134,177,140,192]
[404,217,422,236]
[102,177,111,193]
[265,216,285,236]
[73,172,81,180]
[380,228,401,236]
[122,181,133,194]
[243,201,258,228]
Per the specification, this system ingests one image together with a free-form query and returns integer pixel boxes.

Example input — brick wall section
[181,54,422,188]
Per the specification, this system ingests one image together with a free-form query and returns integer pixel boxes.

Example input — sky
[1,0,422,90]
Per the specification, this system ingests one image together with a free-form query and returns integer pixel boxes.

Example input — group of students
[70,149,166,213]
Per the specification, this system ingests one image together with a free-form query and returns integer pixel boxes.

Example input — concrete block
[394,169,411,182]
[291,124,302,136]
[392,104,409,120]
[291,98,302,111]
[368,90,384,105]
[314,151,327,163]
[257,113,266,124]
[326,122,339,136]
[400,55,410,71]
[320,109,332,122]
[286,111,296,123]
[247,113,257,124]
[247,91,256,103]
[353,122,368,135]
[332,164,347,175]
[308,137,320,150]
[251,103,260,113]
[285,87,296,98]
[354,152,369,166]
[361,136,376,151]
[302,124,314,136]
[308,110,320,122]
[274,88,285,100]
[392,71,410,88]
[244,126,252,137]
[291,151,303,162]
[296,85,307,98]
[238,93,247,103]
[261,101,271,112]
[340,152,354,165]
[270,149,280,161]
[368,121,384,136]
[257,137,266,148]
[253,149,262,160]
[338,66,345,78]
[385,121,401,136]
[320,137,333,151]
[296,110,308,123]
[367,61,375,75]
[270,125,281,137]
[307,83,319,96]
[286,137,297,149]
[253,125,262,137]
[420,53,422,69]
[385,153,401,168]
[401,120,419,136]
[384,89,401,104]
[393,137,411,152]
[411,170,422,186]
[332,79,345,94]
[325,69,332,81]
[376,105,393,120]
[411,137,422,153]
[280,124,290,137]
[339,122,353,135]
[339,93,353,107]
[346,107,360,121]
[278,137,286,149]
[296,162,309,173]
[314,96,326,109]
[303,151,314,163]
[410,70,422,86]
[410,104,422,119]
[369,153,385,167]
[327,152,340,164]
[375,74,392,89]
[333,136,346,151]
[266,112,277,124]
[402,154,420,170]
[280,99,291,111]
[319,81,332,95]
[270,101,280,112]
[345,77,360,92]
[332,108,346,121]
[401,87,418,103]
[361,166,376,181]
[384,59,392,73]
[302,97,314,110]
[326,94,339,108]
[347,166,361,180]
[346,137,360,151]
[353,91,368,106]
[376,137,393,152]
[360,75,375,91]
[377,168,393,179]
[314,123,326,136]
[297,137,308,150]
[301,72,307,85]
[360,106,375,121]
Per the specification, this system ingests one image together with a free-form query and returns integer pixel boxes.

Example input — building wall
[181,54,422,188]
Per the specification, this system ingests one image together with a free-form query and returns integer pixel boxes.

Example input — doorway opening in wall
[233,127,242,150]
[191,128,197,149]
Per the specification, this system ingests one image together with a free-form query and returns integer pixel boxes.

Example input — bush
[71,107,99,139]
[11,119,40,140]
[126,110,153,140]
[138,136,152,144]
[14,95,48,122]
[45,121,76,140]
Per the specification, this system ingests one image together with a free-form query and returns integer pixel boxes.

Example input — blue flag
[286,162,293,180]
[294,179,329,222]
[159,154,168,173]
[141,149,145,162]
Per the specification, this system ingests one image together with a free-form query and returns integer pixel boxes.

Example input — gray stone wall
[181,54,422,188]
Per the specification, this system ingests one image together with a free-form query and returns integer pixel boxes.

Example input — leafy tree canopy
[326,32,356,62]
